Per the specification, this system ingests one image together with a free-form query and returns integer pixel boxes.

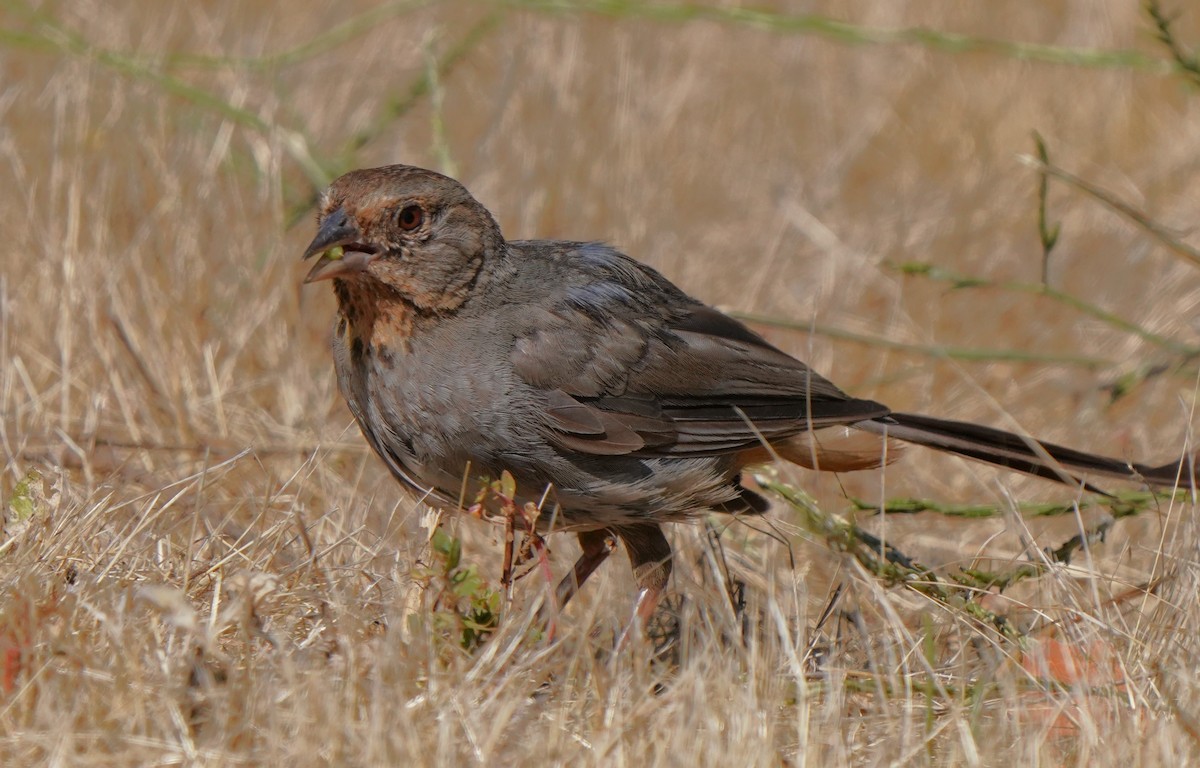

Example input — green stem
[499,0,1177,74]
[897,262,1198,356]
[163,1,436,71]
[731,311,1113,369]
[762,478,1023,641]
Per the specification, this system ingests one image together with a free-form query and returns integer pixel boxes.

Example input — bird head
[302,165,503,311]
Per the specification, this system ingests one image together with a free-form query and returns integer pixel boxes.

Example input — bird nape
[301,163,1193,641]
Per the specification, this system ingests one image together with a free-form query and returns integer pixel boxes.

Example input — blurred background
[3,1,1200,763]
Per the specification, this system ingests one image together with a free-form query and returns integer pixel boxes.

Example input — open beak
[301,207,380,283]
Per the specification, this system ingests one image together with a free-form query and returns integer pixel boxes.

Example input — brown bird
[302,164,1190,631]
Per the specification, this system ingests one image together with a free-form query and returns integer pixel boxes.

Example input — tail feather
[856,412,1192,490]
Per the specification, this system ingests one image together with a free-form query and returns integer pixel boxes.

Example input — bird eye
[397,205,424,231]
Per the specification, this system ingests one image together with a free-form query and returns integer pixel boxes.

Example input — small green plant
[416,527,502,653]
[467,471,549,593]
[6,470,44,524]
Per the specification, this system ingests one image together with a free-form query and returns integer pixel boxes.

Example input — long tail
[856,412,1193,490]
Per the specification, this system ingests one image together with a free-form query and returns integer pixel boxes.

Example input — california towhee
[302,164,1189,629]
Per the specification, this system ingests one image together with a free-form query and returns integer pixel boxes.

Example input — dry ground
[3,1,1200,765]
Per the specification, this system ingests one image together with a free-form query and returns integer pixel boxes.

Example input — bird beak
[301,207,379,283]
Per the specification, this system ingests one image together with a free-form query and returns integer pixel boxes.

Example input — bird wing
[509,245,890,457]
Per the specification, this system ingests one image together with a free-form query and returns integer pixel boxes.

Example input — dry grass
[4,0,1200,764]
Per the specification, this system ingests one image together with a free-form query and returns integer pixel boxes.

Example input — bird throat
[333,279,416,359]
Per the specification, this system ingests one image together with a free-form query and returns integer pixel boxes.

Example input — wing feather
[509,244,890,458]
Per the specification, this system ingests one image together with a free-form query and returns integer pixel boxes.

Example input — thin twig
[761,477,1024,641]
[851,489,1179,520]
[1145,0,1200,88]
[897,261,1198,356]
[1032,132,1061,286]
[5,4,331,187]
[162,1,436,71]
[730,311,1113,369]
[1018,154,1200,272]
[502,0,1177,74]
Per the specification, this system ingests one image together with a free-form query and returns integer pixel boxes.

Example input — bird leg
[615,523,673,650]
[540,529,616,639]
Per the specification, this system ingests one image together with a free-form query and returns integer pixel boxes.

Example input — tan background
[3,1,1200,764]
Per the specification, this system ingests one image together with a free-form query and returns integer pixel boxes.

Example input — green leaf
[499,470,517,500]
[8,471,43,522]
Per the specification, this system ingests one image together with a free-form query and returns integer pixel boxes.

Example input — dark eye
[397,205,423,231]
